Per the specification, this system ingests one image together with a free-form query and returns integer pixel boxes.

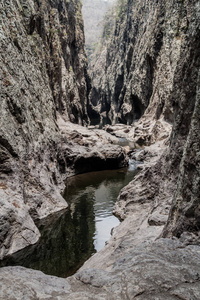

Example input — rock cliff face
[0,0,87,259]
[0,0,87,257]
[74,0,200,296]
[163,53,200,238]
[0,0,200,298]
[89,0,199,127]
[89,0,200,239]
[0,0,127,259]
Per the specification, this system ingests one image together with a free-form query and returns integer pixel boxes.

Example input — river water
[0,161,137,277]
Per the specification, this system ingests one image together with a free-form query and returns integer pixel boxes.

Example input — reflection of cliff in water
[64,166,138,251]
[0,200,96,277]
[0,165,137,277]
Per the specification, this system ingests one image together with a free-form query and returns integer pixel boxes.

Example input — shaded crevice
[29,15,36,35]
[146,54,154,106]
[113,72,124,107]
[132,95,145,120]
[126,46,133,74]
[0,137,18,158]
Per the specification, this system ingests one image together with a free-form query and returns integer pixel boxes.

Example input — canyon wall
[0,0,127,260]
[0,0,88,259]
[0,0,200,298]
[89,0,199,128]
[89,0,200,239]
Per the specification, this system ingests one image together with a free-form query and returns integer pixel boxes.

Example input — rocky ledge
[1,119,199,299]
[0,117,127,261]
[0,0,200,298]
[0,238,200,300]
[0,0,128,261]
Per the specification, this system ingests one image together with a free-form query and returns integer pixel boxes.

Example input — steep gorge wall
[90,0,200,237]
[163,47,200,238]
[0,0,200,298]
[0,0,129,260]
[0,0,89,259]
[89,0,198,127]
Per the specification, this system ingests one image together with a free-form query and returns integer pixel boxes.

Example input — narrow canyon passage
[0,0,200,299]
[0,0,141,277]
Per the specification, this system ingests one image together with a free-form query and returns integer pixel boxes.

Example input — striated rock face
[1,0,89,124]
[111,0,200,243]
[89,0,198,127]
[89,0,200,239]
[0,0,86,259]
[76,0,200,296]
[0,0,127,259]
[162,63,200,237]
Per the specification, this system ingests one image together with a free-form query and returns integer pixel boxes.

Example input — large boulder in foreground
[0,239,199,300]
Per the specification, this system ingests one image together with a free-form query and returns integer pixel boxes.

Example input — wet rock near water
[0,0,128,260]
[0,116,128,260]
[0,0,88,259]
[57,117,128,175]
[103,118,172,149]
[0,239,200,299]
[98,0,200,245]
[0,0,200,298]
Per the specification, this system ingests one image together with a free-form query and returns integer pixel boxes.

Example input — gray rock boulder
[0,239,200,299]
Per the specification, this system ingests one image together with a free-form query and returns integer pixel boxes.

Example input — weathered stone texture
[0,0,127,259]
[89,0,199,129]
[90,0,200,240]
[82,0,200,295]
[0,239,200,299]
[0,0,87,258]
[0,0,200,298]
[163,70,200,238]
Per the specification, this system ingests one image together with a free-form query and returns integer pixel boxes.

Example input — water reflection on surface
[0,163,137,277]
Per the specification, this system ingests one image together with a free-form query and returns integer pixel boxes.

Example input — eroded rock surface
[0,239,200,300]
[0,0,200,298]
[89,0,200,243]
[0,112,127,259]
[89,0,199,130]
[0,0,127,259]
[0,0,89,258]
[78,0,200,297]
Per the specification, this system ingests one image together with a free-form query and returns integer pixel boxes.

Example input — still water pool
[0,161,137,277]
